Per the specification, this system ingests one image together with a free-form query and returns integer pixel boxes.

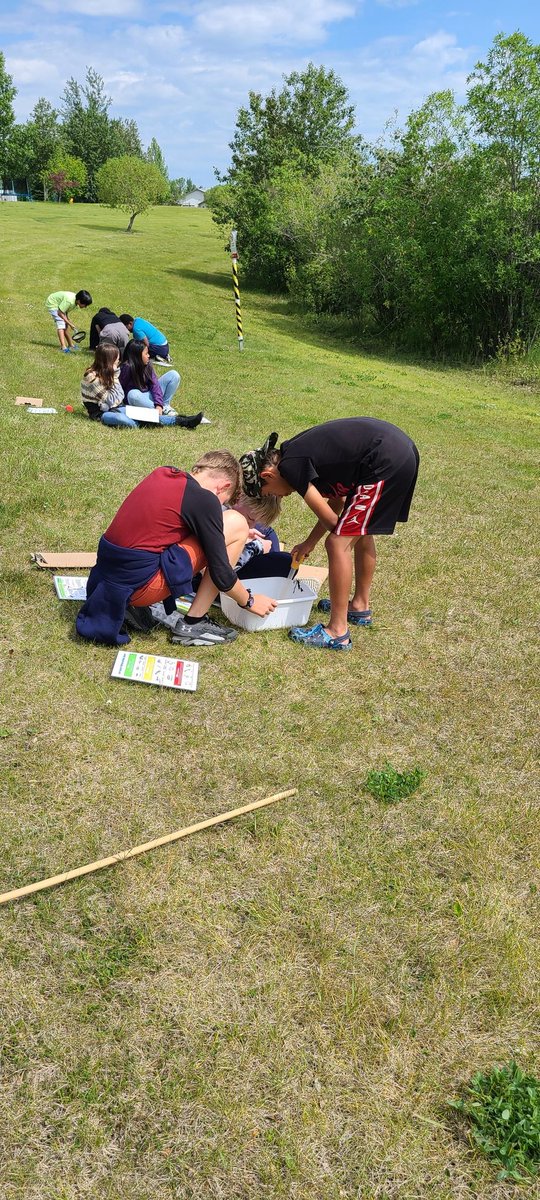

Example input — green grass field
[0,202,538,1200]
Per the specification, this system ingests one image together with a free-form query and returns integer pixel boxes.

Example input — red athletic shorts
[129,535,206,606]
[334,445,419,537]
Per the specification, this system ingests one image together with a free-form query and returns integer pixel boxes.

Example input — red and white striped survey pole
[230,229,244,351]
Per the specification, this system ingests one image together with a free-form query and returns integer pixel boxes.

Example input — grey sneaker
[171,614,239,645]
[150,601,183,631]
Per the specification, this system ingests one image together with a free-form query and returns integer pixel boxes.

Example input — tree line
[0,57,196,205]
[209,34,540,357]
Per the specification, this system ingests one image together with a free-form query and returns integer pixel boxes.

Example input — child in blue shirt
[119,314,171,362]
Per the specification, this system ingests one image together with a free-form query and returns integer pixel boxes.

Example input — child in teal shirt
[46,289,92,352]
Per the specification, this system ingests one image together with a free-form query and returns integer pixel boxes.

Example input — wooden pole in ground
[230,229,244,350]
[0,789,298,906]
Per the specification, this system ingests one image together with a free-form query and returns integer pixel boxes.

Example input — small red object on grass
[65,405,74,413]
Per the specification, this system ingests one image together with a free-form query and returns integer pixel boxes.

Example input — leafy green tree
[4,124,33,192]
[61,67,114,201]
[215,63,357,285]
[467,31,540,186]
[146,137,169,180]
[0,50,16,186]
[108,117,143,159]
[466,32,540,338]
[96,155,169,231]
[169,177,196,203]
[28,98,60,198]
[225,62,355,184]
[43,148,87,201]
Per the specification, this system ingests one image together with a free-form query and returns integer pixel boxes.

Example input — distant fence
[0,190,33,202]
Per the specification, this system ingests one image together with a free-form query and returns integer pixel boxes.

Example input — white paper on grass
[111,650,199,691]
[124,405,160,423]
[53,575,89,600]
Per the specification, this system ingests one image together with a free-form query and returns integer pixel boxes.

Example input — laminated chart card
[111,650,199,692]
[54,576,89,600]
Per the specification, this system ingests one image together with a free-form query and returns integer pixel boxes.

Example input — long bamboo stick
[0,789,298,905]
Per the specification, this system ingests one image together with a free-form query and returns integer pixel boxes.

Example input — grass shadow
[77,223,138,234]
[166,267,231,290]
[258,301,482,375]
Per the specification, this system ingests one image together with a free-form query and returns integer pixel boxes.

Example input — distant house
[179,188,206,208]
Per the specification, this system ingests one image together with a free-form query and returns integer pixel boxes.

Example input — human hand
[250,592,278,617]
[290,538,315,562]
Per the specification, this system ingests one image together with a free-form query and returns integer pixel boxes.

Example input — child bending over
[240,419,420,651]
[46,288,92,353]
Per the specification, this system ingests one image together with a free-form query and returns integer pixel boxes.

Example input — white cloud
[6,0,477,185]
[35,0,142,13]
[412,30,468,65]
[194,0,357,46]
[5,55,63,87]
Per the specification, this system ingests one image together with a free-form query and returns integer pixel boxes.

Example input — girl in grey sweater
[81,345,124,420]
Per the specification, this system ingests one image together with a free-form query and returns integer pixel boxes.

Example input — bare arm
[291,491,343,559]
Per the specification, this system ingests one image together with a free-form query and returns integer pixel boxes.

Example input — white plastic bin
[220,575,317,632]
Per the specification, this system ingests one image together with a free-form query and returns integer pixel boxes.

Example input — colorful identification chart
[54,575,89,600]
[111,650,199,692]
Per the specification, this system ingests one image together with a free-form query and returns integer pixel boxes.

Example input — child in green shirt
[46,289,92,352]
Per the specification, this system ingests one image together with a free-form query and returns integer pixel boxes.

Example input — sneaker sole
[171,634,235,646]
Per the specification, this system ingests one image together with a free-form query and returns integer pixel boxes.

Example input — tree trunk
[126,211,138,232]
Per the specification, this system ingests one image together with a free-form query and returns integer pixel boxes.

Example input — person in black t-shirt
[240,419,420,651]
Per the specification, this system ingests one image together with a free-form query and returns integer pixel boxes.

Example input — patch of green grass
[364,764,425,803]
[449,1061,540,1181]
[0,203,539,1200]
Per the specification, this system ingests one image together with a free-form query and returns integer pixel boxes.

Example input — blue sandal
[288,622,352,651]
[317,599,372,626]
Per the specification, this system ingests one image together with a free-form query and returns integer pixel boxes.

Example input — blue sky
[1,0,538,185]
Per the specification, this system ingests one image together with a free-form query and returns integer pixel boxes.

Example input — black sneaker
[124,605,158,633]
[171,614,238,645]
[175,412,203,429]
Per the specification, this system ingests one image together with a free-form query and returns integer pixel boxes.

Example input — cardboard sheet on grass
[16,396,43,407]
[32,552,97,569]
[34,554,327,587]
[296,565,328,590]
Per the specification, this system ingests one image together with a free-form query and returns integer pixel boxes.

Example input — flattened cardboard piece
[296,565,328,586]
[16,396,43,406]
[124,404,160,424]
[31,552,97,569]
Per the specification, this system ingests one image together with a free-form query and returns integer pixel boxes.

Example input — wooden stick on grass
[0,789,298,906]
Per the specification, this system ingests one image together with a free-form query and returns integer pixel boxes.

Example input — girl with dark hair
[81,344,124,420]
[100,341,203,429]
